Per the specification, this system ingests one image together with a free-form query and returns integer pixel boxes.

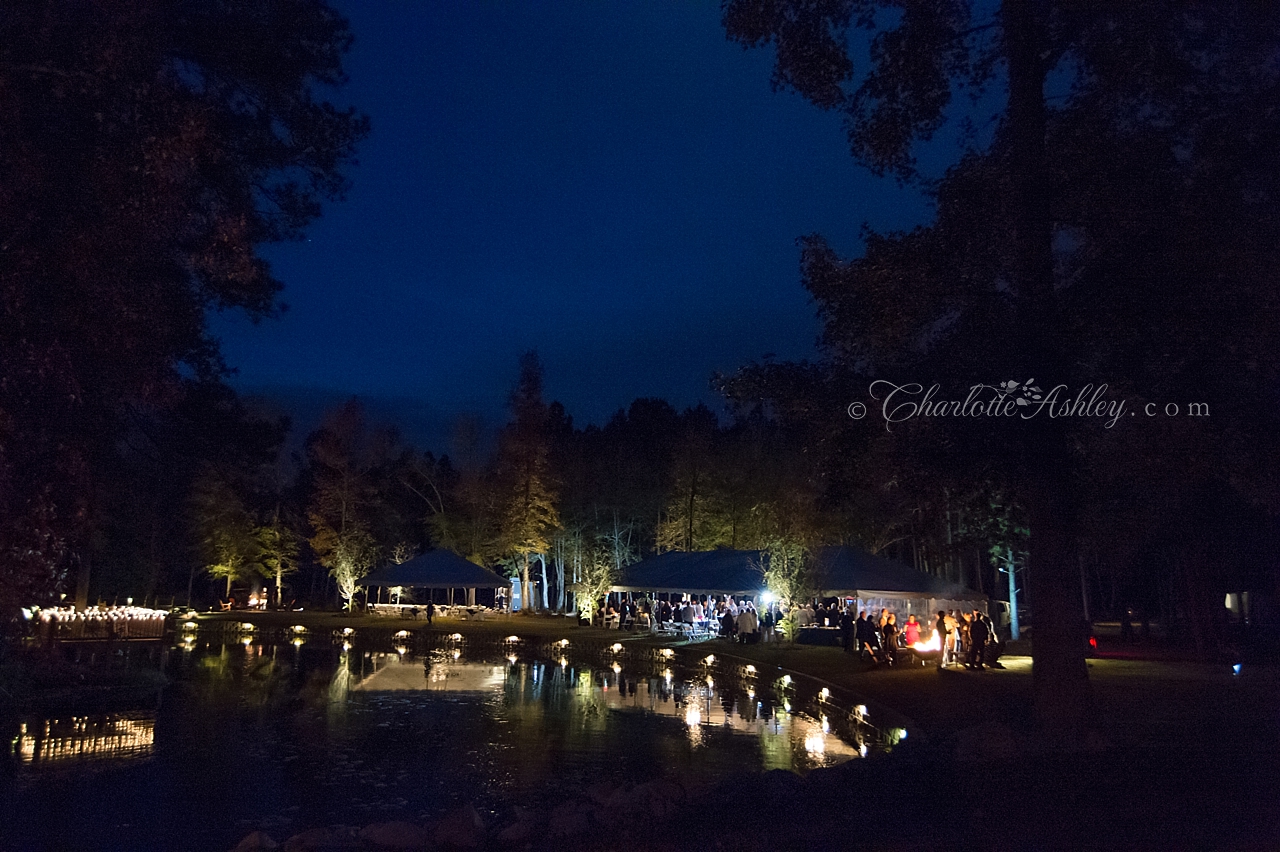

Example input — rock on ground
[432,804,486,849]
[359,821,432,850]
[282,825,361,851]
[231,830,279,852]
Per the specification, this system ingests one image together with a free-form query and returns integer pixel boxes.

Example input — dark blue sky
[211,1,932,448]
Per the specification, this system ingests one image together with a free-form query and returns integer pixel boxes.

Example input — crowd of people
[839,606,1002,669]
[599,595,781,643]
[596,595,1001,668]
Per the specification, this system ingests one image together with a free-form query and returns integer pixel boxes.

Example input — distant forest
[49,341,1277,646]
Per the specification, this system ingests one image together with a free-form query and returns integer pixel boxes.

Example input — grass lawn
[703,639,1279,756]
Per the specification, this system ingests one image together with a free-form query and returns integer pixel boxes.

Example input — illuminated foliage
[191,471,257,599]
[496,353,561,611]
[254,516,300,607]
[306,401,380,610]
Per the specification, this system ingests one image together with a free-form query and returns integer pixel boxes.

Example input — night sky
[210,1,932,448]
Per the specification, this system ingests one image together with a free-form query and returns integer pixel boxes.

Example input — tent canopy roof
[611,546,984,601]
[359,549,510,589]
[812,547,985,601]
[613,549,766,595]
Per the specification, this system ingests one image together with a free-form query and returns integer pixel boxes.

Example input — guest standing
[903,614,920,646]
[881,613,899,665]
[967,609,989,670]
[936,612,951,668]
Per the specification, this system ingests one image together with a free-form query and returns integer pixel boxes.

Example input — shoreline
[7,612,1278,849]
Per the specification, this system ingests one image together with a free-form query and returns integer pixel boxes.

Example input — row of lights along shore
[179,624,899,750]
[176,626,881,731]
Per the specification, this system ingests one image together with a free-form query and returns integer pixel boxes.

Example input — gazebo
[358,549,510,610]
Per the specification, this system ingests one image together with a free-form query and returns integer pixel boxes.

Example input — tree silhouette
[306,401,380,610]
[0,0,367,620]
[497,353,560,611]
[724,0,1280,735]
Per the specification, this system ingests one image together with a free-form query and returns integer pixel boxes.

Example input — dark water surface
[3,635,896,851]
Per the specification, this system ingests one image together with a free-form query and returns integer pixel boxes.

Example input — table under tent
[358,549,511,618]
[609,549,769,636]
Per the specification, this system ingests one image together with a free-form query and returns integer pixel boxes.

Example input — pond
[2,633,901,851]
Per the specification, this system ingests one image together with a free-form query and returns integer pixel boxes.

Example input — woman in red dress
[903,614,920,646]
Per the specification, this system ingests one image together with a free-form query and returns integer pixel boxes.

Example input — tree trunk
[75,553,91,611]
[945,509,954,584]
[1003,0,1092,739]
[686,473,696,551]
[1080,553,1091,623]
[521,552,533,612]
[146,519,161,603]
[1007,546,1021,641]
[539,553,550,610]
[1181,553,1208,661]
[554,550,566,612]
[1025,471,1091,739]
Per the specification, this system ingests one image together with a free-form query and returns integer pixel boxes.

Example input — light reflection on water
[14,716,155,766]
[340,650,858,770]
[4,641,877,851]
